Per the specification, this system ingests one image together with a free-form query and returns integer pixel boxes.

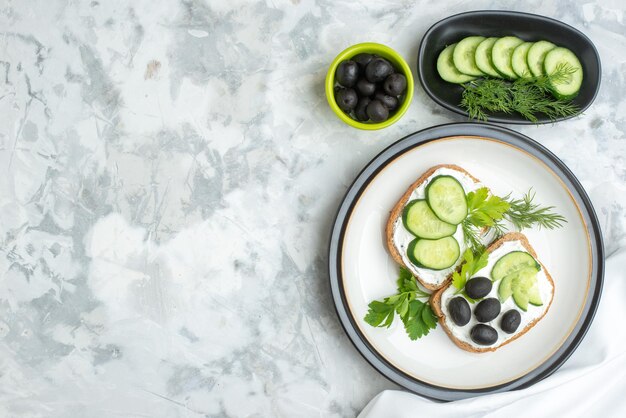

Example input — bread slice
[385,164,483,290]
[430,232,555,353]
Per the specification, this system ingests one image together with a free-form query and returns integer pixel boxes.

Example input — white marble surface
[0,0,624,416]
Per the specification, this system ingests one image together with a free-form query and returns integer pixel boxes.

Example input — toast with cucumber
[385,164,484,291]
[430,232,555,353]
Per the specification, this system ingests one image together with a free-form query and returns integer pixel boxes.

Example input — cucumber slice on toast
[402,200,457,239]
[491,251,540,281]
[452,36,486,77]
[498,274,515,302]
[491,36,524,79]
[527,282,543,306]
[407,237,460,271]
[437,44,477,84]
[511,268,541,311]
[512,284,530,311]
[497,266,543,311]
[425,176,467,225]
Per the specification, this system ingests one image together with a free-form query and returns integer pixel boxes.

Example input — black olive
[465,276,492,299]
[366,99,389,122]
[474,297,501,323]
[365,58,394,83]
[355,78,376,97]
[383,73,407,96]
[374,91,398,111]
[470,324,498,346]
[352,53,374,68]
[500,309,522,334]
[335,88,358,112]
[448,296,470,327]
[354,97,371,121]
[335,60,359,87]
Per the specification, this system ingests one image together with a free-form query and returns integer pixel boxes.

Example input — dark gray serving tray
[417,11,601,124]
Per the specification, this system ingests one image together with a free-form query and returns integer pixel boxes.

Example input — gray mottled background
[0,0,624,417]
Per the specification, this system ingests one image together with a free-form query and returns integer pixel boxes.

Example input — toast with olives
[385,164,483,291]
[430,232,555,353]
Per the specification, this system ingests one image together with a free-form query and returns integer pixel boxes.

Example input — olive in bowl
[325,42,414,130]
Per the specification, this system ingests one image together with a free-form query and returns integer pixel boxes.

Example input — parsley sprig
[364,268,438,340]
[451,248,489,293]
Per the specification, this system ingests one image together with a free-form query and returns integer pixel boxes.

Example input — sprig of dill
[461,187,567,251]
[460,64,581,122]
[502,189,567,230]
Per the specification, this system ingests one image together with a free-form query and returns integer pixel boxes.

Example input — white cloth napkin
[359,248,626,417]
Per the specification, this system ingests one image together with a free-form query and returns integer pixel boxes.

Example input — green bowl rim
[325,42,414,131]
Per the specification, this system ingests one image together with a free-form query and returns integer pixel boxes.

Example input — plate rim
[327,122,605,400]
[416,10,602,125]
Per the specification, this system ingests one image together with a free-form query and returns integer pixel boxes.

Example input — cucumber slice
[498,274,514,302]
[437,44,477,84]
[527,283,543,306]
[491,251,540,281]
[527,40,556,77]
[512,286,530,311]
[407,237,460,271]
[543,47,584,100]
[425,176,467,225]
[452,36,486,77]
[511,267,541,311]
[491,36,524,79]
[402,200,457,239]
[498,266,538,303]
[511,42,533,78]
[474,37,501,78]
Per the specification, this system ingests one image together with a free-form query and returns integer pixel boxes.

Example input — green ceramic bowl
[325,42,414,130]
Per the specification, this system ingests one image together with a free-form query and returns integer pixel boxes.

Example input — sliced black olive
[500,309,522,334]
[470,324,498,346]
[474,298,501,323]
[335,60,359,87]
[383,73,407,96]
[448,296,471,326]
[335,88,358,112]
[465,276,492,299]
[366,99,389,122]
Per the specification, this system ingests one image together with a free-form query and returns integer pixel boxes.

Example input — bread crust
[430,232,555,353]
[385,164,482,290]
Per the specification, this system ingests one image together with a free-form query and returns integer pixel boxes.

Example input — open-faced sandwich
[431,232,554,352]
[365,164,565,351]
[386,164,485,290]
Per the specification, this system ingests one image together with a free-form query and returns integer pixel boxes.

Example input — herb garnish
[461,187,566,251]
[460,64,580,122]
[364,267,438,340]
[451,248,489,297]
[503,189,568,230]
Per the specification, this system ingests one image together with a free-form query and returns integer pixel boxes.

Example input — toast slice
[430,232,555,353]
[385,164,483,290]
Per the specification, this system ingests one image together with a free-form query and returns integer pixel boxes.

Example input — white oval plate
[329,123,603,400]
